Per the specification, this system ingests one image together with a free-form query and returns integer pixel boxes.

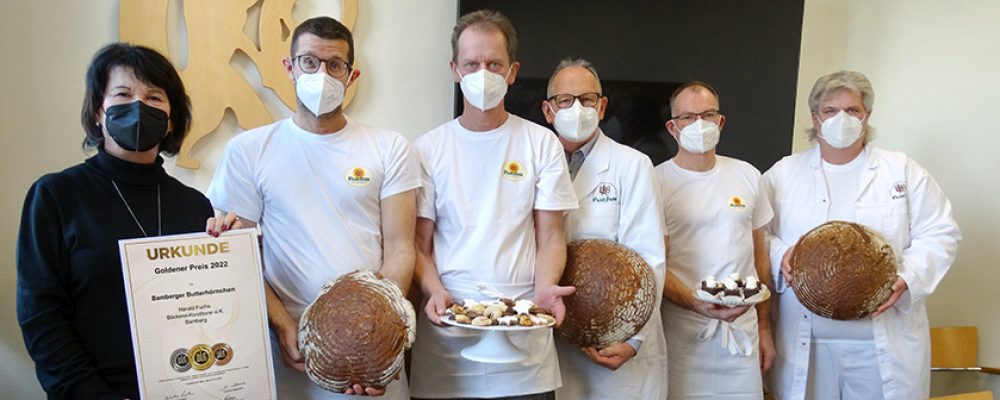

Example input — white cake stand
[442,319,552,364]
[461,329,528,363]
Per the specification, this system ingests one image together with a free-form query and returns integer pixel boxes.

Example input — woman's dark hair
[81,43,191,155]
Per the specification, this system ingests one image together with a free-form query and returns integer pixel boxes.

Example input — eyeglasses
[671,110,723,124]
[294,54,352,78]
[548,92,602,109]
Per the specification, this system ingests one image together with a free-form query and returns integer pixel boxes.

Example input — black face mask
[104,101,169,152]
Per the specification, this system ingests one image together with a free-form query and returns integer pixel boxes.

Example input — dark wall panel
[457,0,804,170]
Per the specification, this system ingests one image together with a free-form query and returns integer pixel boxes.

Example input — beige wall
[2,0,998,398]
[1,2,118,398]
[0,1,456,397]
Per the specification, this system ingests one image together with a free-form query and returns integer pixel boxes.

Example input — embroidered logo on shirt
[345,167,372,187]
[592,182,619,204]
[728,195,748,210]
[502,161,526,181]
[891,181,907,200]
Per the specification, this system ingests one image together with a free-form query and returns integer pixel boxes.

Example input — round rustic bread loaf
[299,270,416,393]
[790,221,897,320]
[559,239,657,348]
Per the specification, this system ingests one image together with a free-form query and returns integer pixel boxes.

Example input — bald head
[548,65,602,99]
[670,83,720,117]
[546,59,602,98]
[665,81,726,145]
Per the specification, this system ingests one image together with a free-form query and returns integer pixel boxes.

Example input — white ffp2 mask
[819,111,864,148]
[296,72,347,116]
[552,100,600,143]
[678,119,721,154]
[459,68,509,112]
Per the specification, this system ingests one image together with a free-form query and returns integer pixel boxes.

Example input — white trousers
[804,341,884,400]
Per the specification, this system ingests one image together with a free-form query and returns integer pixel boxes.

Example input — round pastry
[483,306,504,320]
[299,270,416,393]
[559,239,657,348]
[790,221,897,320]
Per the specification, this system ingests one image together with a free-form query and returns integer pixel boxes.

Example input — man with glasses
[206,16,419,399]
[409,10,577,400]
[656,81,775,399]
[539,58,668,400]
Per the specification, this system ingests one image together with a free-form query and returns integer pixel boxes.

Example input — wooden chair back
[931,326,978,368]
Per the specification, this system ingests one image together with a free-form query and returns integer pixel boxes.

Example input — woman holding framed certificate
[16,43,213,399]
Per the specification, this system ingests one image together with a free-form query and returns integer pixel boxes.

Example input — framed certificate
[119,228,275,399]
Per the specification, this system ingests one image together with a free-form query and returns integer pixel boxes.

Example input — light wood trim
[119,0,170,56]
[930,391,994,400]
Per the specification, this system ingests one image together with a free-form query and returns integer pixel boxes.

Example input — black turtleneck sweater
[17,149,213,399]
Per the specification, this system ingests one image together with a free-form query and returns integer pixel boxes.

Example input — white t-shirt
[813,150,874,342]
[656,156,773,396]
[207,117,421,320]
[415,114,578,284]
[410,114,577,399]
[822,151,865,222]
[656,156,773,287]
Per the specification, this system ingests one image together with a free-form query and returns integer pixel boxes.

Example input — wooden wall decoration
[120,0,360,169]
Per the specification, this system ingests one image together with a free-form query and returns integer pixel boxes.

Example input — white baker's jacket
[761,146,961,400]
[557,131,669,400]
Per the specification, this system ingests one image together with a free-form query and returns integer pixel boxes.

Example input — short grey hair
[546,58,602,98]
[806,70,877,143]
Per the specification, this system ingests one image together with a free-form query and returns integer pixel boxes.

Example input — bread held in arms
[790,221,897,320]
[298,270,417,393]
[559,239,657,348]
